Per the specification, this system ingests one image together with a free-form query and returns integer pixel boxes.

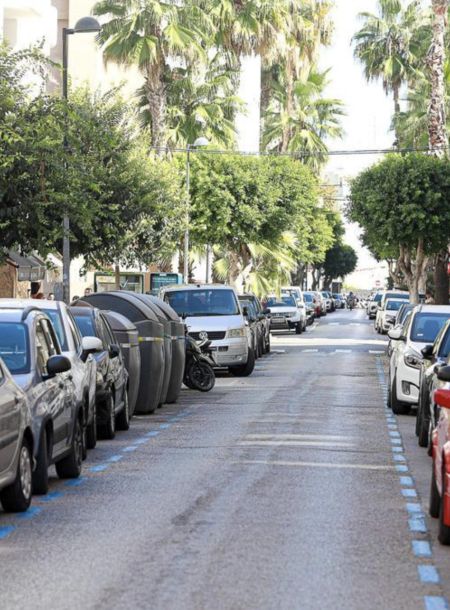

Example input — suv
[388,305,450,415]
[263,294,305,334]
[0,306,82,494]
[71,306,130,440]
[0,357,33,512]
[0,300,100,461]
[162,284,254,377]
[281,287,307,330]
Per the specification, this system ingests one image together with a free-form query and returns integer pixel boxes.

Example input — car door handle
[59,381,65,389]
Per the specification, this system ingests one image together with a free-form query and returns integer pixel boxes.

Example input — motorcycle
[184,334,216,392]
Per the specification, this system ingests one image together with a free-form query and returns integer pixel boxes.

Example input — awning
[8,251,46,282]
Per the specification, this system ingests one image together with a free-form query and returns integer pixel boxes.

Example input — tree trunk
[280,58,295,153]
[260,67,273,146]
[114,264,121,290]
[396,241,429,304]
[427,0,449,156]
[145,63,167,150]
[434,250,449,303]
[393,84,401,146]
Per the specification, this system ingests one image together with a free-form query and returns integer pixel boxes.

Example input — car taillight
[435,389,450,409]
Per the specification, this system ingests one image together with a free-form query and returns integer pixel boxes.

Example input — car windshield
[439,328,450,358]
[73,314,96,338]
[165,289,239,317]
[303,293,314,302]
[266,295,296,308]
[373,294,382,303]
[411,313,450,343]
[398,305,413,324]
[385,299,407,311]
[42,309,68,350]
[0,323,30,374]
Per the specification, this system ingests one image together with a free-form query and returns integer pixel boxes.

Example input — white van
[161,284,255,377]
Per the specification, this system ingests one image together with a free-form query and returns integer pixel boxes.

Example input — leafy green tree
[348,153,450,303]
[319,243,358,290]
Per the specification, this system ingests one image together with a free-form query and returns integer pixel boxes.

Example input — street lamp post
[62,16,101,304]
[184,137,209,284]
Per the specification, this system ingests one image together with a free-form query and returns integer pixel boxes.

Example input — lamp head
[193,137,209,148]
[74,16,101,33]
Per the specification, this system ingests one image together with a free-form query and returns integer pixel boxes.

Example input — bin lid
[122,292,171,326]
[144,295,181,322]
[103,310,138,333]
[81,292,159,323]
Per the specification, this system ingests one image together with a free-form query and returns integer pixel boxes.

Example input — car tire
[418,402,430,448]
[391,375,410,415]
[32,427,49,495]
[116,388,130,431]
[230,348,256,377]
[86,407,97,450]
[266,337,271,353]
[439,463,450,545]
[0,437,32,512]
[55,417,82,479]
[98,392,116,440]
[295,323,302,335]
[430,459,440,519]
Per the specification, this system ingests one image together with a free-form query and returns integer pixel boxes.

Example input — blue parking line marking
[134,438,148,445]
[145,431,160,437]
[391,438,402,445]
[394,454,406,462]
[89,464,109,472]
[412,541,432,557]
[16,506,42,520]
[392,446,403,453]
[396,465,409,472]
[389,431,401,438]
[407,503,423,514]
[400,476,414,486]
[402,488,417,498]
[159,423,170,430]
[0,525,16,539]
[418,565,440,584]
[40,491,65,502]
[65,477,87,487]
[409,517,427,533]
[107,455,123,463]
[122,446,138,452]
[388,424,398,430]
[425,597,449,610]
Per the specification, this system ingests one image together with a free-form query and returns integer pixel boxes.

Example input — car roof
[413,305,450,314]
[163,284,234,292]
[0,304,53,323]
[0,298,61,311]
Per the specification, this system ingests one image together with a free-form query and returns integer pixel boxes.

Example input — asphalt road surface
[1,308,449,610]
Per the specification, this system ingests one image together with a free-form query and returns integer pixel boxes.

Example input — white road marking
[369,350,385,354]
[237,459,396,471]
[245,434,354,441]
[335,349,352,353]
[302,349,319,353]
[239,440,355,448]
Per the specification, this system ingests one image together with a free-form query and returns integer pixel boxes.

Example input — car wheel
[391,375,410,415]
[418,396,431,448]
[230,348,256,377]
[32,427,49,495]
[439,463,450,545]
[0,437,32,512]
[430,459,440,519]
[55,417,82,479]
[98,392,116,440]
[295,323,302,334]
[86,407,97,450]
[266,337,271,353]
[116,388,130,431]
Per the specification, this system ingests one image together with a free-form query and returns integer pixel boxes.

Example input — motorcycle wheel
[187,361,216,392]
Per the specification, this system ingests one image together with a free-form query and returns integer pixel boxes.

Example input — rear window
[165,289,239,317]
[265,295,296,307]
[385,300,407,311]
[411,313,450,343]
[72,314,96,338]
[0,323,30,374]
[373,294,382,303]
[438,327,450,359]
[42,309,68,350]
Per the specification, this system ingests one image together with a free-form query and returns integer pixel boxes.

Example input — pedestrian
[47,293,55,301]
[425,291,435,304]
[30,282,44,299]
[71,296,80,305]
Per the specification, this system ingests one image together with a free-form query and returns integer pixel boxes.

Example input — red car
[429,365,450,544]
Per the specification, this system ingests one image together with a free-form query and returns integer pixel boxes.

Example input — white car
[367,292,383,319]
[281,287,307,330]
[378,298,409,334]
[264,294,305,334]
[388,305,450,414]
[375,290,409,331]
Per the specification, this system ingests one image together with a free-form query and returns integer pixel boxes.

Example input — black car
[71,306,129,441]
[239,294,269,355]
[238,296,262,359]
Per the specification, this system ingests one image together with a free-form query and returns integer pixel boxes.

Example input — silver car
[0,357,33,512]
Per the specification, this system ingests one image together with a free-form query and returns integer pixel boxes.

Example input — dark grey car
[0,306,82,495]
[0,357,33,512]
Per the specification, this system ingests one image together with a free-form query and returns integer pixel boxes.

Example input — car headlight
[404,352,422,369]
[227,328,245,338]
[96,371,104,384]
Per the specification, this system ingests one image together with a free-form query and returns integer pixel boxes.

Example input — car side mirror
[81,336,103,362]
[437,365,450,383]
[109,344,120,359]
[46,355,71,378]
[421,344,434,359]
[388,328,403,341]
[242,306,249,317]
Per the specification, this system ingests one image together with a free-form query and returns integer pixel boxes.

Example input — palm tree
[263,68,345,171]
[428,0,449,154]
[352,0,426,142]
[93,0,211,148]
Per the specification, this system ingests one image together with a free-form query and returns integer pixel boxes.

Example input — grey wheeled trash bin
[104,311,141,417]
[145,296,185,404]
[81,292,165,414]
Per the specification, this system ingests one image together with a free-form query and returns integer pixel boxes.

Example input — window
[43,309,67,351]
[385,300,407,311]
[72,314,96,340]
[265,295,296,308]
[0,364,4,385]
[438,327,450,359]
[66,311,82,352]
[411,313,450,343]
[40,319,59,357]
[101,317,117,346]
[36,321,51,375]
[0,323,30,374]
[165,289,240,317]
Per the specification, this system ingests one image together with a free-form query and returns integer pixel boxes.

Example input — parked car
[303,291,320,320]
[375,291,409,332]
[237,296,261,360]
[429,371,450,544]
[378,298,409,334]
[321,291,334,312]
[0,357,33,512]
[162,284,255,377]
[71,306,130,441]
[367,292,383,319]
[303,291,322,318]
[387,303,414,356]
[416,319,450,448]
[388,305,450,415]
[281,288,307,331]
[333,294,345,309]
[242,293,270,353]
[263,294,305,334]
[0,304,85,494]
[0,299,100,462]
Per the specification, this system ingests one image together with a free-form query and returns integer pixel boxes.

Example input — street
[0,309,448,610]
